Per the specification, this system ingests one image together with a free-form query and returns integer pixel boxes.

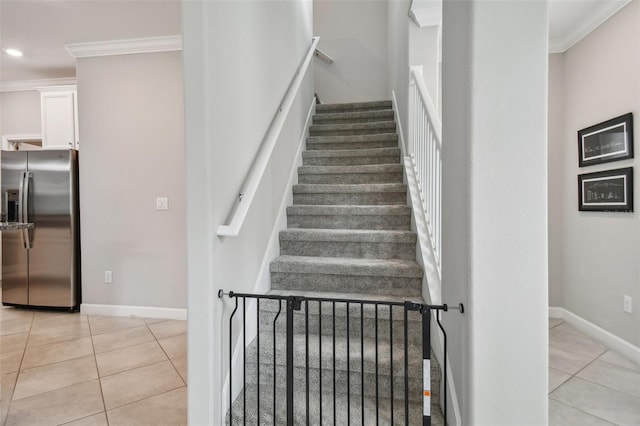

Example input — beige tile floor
[0,305,187,426]
[3,304,638,425]
[549,318,640,425]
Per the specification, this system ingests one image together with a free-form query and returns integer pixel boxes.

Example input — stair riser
[271,273,422,297]
[243,364,427,403]
[298,172,402,184]
[287,214,411,231]
[259,311,421,343]
[293,192,406,206]
[303,156,400,166]
[310,127,395,137]
[306,141,399,151]
[313,115,394,125]
[280,240,416,260]
[316,103,392,114]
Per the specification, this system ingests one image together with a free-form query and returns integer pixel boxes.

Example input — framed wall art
[578,167,633,212]
[578,113,633,167]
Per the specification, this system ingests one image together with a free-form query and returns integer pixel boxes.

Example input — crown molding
[0,77,77,92]
[549,0,631,53]
[66,35,182,58]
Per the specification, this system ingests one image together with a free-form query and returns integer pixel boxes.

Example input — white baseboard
[549,306,640,364]
[80,303,187,320]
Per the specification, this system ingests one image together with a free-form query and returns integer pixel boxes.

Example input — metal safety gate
[219,290,463,426]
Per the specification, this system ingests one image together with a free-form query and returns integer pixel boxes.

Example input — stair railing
[408,66,443,272]
[314,47,334,64]
[217,36,320,237]
[219,289,463,426]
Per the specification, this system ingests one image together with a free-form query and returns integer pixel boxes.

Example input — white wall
[388,0,411,141]
[409,24,440,114]
[76,51,187,311]
[442,0,548,424]
[0,90,42,137]
[314,0,388,103]
[182,1,314,423]
[549,1,639,346]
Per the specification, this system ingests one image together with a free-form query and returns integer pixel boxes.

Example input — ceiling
[0,0,633,83]
[0,0,181,82]
[411,0,631,53]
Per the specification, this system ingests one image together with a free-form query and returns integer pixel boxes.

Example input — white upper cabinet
[38,85,79,150]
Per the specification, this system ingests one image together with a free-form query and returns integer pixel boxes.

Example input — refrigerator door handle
[18,171,25,222]
[22,172,32,249]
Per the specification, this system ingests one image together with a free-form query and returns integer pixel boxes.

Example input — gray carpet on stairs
[227,100,444,425]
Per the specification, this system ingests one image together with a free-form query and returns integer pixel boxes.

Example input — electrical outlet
[623,295,632,314]
[105,270,113,284]
[156,197,169,211]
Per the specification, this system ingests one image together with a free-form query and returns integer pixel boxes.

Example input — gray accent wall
[548,1,639,346]
[76,51,187,310]
[314,0,389,103]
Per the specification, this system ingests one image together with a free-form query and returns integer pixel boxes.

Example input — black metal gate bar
[256,298,260,425]
[360,302,364,426]
[273,300,281,423]
[242,298,246,426]
[389,305,394,425]
[219,290,462,426]
[305,299,310,426]
[285,297,297,426]
[346,301,351,426]
[228,296,238,426]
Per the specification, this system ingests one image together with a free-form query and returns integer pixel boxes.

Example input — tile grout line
[147,322,187,387]
[3,311,35,426]
[549,398,618,426]
[104,385,187,416]
[550,335,633,425]
[88,315,111,426]
[596,353,640,374]
[571,358,640,400]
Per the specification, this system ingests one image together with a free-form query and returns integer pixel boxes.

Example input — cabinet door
[41,92,76,150]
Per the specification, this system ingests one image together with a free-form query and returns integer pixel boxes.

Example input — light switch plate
[156,197,169,210]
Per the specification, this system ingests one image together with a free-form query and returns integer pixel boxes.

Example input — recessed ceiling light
[4,48,23,57]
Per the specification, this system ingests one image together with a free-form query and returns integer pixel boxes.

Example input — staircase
[228,100,444,425]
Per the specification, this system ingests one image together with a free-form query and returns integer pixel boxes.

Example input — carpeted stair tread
[307,133,398,144]
[302,147,400,166]
[310,121,396,136]
[279,228,417,259]
[298,164,403,175]
[279,228,416,243]
[315,100,392,113]
[302,147,400,158]
[270,255,422,278]
[287,204,411,217]
[297,164,403,184]
[227,383,439,426]
[263,289,423,305]
[245,331,422,376]
[286,205,411,230]
[293,183,406,194]
[313,109,394,124]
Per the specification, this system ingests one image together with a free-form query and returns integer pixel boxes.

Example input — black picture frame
[578,167,633,212]
[578,113,634,167]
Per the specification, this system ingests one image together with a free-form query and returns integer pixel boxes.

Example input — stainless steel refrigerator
[1,150,80,310]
